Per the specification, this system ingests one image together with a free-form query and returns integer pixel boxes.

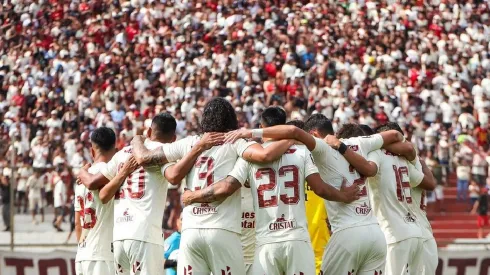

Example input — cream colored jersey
[229,143,318,246]
[241,186,255,264]
[410,158,434,240]
[311,135,383,233]
[163,136,255,234]
[75,162,114,262]
[367,149,425,244]
[100,139,170,246]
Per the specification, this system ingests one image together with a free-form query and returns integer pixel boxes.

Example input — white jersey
[311,135,383,233]
[367,149,425,244]
[410,158,434,240]
[75,162,114,262]
[163,136,255,234]
[229,143,318,246]
[241,186,255,264]
[101,139,170,246]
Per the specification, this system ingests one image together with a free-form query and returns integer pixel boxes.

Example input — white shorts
[386,238,424,275]
[253,240,315,275]
[178,228,245,275]
[321,224,386,275]
[75,260,114,275]
[29,197,43,211]
[113,240,164,275]
[418,238,438,275]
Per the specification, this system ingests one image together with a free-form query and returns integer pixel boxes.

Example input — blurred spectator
[456,159,471,201]
[26,170,44,224]
[469,181,481,208]
[471,188,489,239]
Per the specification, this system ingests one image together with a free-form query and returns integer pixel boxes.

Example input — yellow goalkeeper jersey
[305,182,330,274]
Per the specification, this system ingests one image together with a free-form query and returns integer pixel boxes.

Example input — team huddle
[75,97,437,275]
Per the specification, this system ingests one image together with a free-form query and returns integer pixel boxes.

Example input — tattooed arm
[131,136,169,167]
[181,176,242,206]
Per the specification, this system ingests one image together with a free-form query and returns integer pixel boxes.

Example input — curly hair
[376,122,404,135]
[286,120,305,130]
[359,124,375,135]
[200,97,238,133]
[336,123,364,139]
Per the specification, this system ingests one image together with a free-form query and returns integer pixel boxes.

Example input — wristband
[337,142,348,155]
[252,129,263,139]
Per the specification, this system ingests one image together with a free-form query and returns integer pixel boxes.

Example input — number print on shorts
[393,165,412,203]
[194,156,214,190]
[115,165,146,200]
[255,165,300,208]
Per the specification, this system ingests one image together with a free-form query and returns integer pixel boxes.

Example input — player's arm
[378,130,404,146]
[75,212,82,242]
[242,140,295,163]
[383,141,417,161]
[77,164,109,190]
[326,135,378,177]
[131,136,169,167]
[164,133,225,185]
[181,176,242,206]
[225,126,317,151]
[306,174,360,203]
[99,156,139,204]
[410,159,437,191]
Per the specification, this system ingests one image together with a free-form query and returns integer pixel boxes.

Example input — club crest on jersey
[191,203,217,216]
[355,202,371,216]
[403,212,417,223]
[116,208,134,223]
[268,214,297,231]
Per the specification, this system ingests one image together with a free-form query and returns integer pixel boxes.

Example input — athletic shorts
[418,238,438,275]
[177,228,245,275]
[321,224,386,275]
[253,240,315,275]
[28,197,43,211]
[113,240,164,275]
[75,260,114,275]
[478,215,489,228]
[386,238,424,275]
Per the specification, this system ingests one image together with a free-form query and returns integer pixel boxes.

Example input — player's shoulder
[88,162,107,174]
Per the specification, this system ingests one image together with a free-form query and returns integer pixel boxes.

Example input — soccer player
[74,127,117,275]
[225,117,409,275]
[411,157,438,275]
[78,114,223,275]
[131,98,296,275]
[366,122,436,275]
[181,107,361,275]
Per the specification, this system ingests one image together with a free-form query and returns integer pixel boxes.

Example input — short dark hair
[359,124,375,135]
[151,113,177,139]
[200,97,238,132]
[304,114,334,137]
[376,122,404,135]
[336,123,365,139]
[286,120,305,130]
[91,127,116,152]
[261,107,286,127]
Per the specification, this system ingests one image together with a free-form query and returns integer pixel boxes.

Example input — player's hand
[181,188,194,206]
[325,135,341,150]
[197,132,225,151]
[81,163,91,171]
[224,129,252,144]
[340,178,361,203]
[121,155,139,176]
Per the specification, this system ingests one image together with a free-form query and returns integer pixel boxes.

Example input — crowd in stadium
[1,0,490,273]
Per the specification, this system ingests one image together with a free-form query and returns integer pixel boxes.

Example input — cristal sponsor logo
[355,202,371,216]
[191,203,217,215]
[404,212,416,223]
[268,214,297,231]
[116,208,134,223]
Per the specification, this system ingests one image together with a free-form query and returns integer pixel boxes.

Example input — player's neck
[94,153,113,163]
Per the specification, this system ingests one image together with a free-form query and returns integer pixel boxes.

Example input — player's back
[75,162,114,262]
[102,139,169,245]
[324,136,381,233]
[163,135,255,234]
[367,149,423,244]
[246,142,313,246]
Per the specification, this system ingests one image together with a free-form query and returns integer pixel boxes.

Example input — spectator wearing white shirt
[26,171,44,224]
[52,173,66,232]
